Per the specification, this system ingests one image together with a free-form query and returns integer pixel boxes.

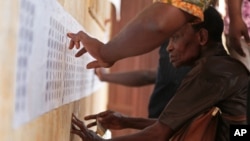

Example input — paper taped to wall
[14,0,102,128]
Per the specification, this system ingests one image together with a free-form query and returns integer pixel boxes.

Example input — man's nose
[166,44,173,52]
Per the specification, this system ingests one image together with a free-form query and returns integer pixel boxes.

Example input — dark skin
[84,110,156,130]
[67,3,193,69]
[67,2,249,69]
[71,113,171,141]
[71,114,104,141]
[70,23,213,141]
[95,68,156,87]
[68,1,249,140]
[227,0,250,56]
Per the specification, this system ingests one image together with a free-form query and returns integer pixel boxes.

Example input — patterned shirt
[154,0,212,21]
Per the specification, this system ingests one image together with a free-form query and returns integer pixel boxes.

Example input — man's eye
[172,36,178,41]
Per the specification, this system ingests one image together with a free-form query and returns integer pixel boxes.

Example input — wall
[107,0,159,137]
[0,0,111,141]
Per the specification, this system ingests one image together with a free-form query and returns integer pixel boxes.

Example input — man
[71,7,249,141]
[68,0,250,123]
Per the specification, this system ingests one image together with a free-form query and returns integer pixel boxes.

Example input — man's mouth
[169,55,175,63]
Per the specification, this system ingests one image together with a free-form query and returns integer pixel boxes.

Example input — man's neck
[200,42,226,57]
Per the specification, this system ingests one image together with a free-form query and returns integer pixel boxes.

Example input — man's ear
[198,29,208,46]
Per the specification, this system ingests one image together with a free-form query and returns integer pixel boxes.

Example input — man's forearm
[227,0,243,21]
[121,116,157,130]
[103,70,156,87]
[100,3,192,64]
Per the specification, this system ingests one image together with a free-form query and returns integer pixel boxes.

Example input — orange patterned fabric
[154,0,212,21]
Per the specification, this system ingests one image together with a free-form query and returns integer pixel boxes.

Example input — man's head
[167,7,223,68]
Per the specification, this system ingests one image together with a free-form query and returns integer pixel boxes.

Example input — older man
[70,7,248,141]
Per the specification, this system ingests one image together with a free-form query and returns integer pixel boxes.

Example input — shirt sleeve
[158,61,227,131]
[154,0,213,21]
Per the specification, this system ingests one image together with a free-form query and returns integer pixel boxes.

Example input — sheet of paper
[14,0,102,128]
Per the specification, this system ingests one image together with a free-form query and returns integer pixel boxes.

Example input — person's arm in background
[227,0,250,56]
[67,2,195,69]
[84,110,157,130]
[95,68,156,87]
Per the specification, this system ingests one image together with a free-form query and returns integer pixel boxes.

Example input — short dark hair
[192,6,223,42]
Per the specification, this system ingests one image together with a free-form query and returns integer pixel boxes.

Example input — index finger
[67,33,81,49]
[69,39,76,50]
[84,114,98,120]
[72,115,91,134]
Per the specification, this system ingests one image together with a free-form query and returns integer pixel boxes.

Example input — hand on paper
[67,31,113,69]
[71,114,103,141]
[84,110,126,130]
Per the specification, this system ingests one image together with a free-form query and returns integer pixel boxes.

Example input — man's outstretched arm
[68,2,194,69]
[95,68,156,87]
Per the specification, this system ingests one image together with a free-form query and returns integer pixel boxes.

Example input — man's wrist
[99,48,114,67]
